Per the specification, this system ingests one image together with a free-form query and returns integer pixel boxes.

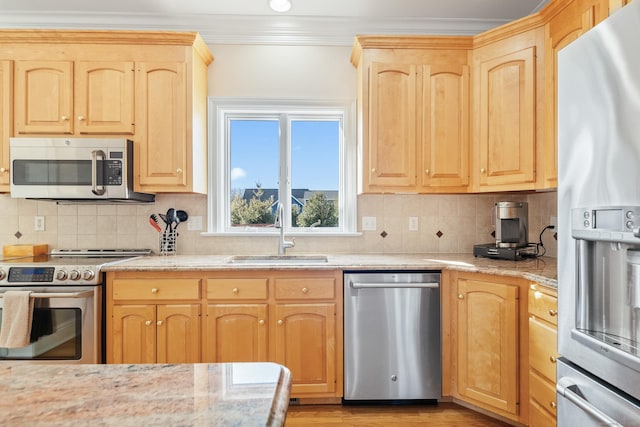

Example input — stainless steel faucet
[274,202,295,255]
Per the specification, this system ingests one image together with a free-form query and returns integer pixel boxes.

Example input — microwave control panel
[104,150,124,185]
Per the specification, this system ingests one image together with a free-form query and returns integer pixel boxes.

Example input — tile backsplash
[0,191,558,257]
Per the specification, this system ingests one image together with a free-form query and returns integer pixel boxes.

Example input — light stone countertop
[0,362,291,427]
[104,253,557,288]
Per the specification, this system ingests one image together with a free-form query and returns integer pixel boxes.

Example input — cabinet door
[14,61,73,134]
[457,278,519,415]
[420,64,469,189]
[75,61,134,134]
[206,304,268,362]
[366,62,417,190]
[135,62,188,191]
[156,304,201,363]
[544,3,595,188]
[112,304,156,364]
[0,60,12,191]
[477,47,536,188]
[273,303,336,395]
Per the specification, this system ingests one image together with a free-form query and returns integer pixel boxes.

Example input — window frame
[206,97,357,236]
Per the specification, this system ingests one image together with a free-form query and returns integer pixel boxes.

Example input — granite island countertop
[0,362,291,426]
[104,253,557,288]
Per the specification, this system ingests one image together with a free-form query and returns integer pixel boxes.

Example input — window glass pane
[290,119,340,228]
[229,119,279,228]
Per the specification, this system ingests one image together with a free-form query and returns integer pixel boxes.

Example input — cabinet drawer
[207,278,268,300]
[274,278,335,300]
[529,316,558,381]
[529,287,558,325]
[530,370,557,417]
[529,398,557,427]
[112,278,201,301]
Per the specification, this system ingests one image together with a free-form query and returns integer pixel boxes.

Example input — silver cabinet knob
[259,319,265,325]
[0,167,8,173]
[157,320,164,326]
[151,288,158,294]
[145,320,152,326]
[61,115,69,121]
[78,116,85,121]
[302,287,309,293]
[548,309,557,316]
[277,320,283,326]
[232,287,239,294]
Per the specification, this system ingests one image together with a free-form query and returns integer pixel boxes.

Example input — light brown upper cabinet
[0,60,11,191]
[0,30,213,195]
[541,0,615,189]
[14,60,134,135]
[351,37,472,194]
[420,64,470,190]
[135,62,189,191]
[472,27,544,192]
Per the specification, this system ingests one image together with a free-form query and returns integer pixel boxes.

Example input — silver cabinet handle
[0,290,93,299]
[351,282,439,289]
[91,150,106,196]
[557,378,624,427]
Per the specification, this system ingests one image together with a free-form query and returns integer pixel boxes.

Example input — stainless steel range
[0,249,150,364]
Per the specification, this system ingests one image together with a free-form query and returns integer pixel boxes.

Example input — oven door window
[0,306,82,360]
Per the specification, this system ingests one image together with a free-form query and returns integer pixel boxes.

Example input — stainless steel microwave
[10,138,154,203]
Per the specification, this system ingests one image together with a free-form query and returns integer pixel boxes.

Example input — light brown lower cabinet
[107,275,202,364]
[528,283,558,426]
[442,270,530,425]
[106,270,343,399]
[204,271,342,398]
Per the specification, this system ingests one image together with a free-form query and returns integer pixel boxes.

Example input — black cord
[536,225,555,257]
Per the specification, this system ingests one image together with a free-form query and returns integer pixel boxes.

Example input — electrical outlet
[187,215,202,231]
[408,217,419,231]
[34,216,45,231]
[361,216,377,231]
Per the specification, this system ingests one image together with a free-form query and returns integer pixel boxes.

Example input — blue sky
[230,119,339,193]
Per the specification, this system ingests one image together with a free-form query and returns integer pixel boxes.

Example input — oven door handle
[557,377,624,426]
[0,290,94,299]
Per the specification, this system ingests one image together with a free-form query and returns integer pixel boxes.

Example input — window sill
[199,231,363,238]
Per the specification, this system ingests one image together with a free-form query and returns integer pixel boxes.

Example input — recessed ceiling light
[269,0,291,13]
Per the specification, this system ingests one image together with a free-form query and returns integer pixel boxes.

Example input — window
[207,98,356,235]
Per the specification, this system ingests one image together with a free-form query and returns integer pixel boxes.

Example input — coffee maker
[495,201,528,248]
[474,201,532,260]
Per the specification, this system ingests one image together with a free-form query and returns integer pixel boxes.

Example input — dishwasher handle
[350,281,439,289]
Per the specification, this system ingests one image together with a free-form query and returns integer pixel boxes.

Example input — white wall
[207,44,356,98]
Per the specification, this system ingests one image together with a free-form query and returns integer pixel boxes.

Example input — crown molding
[0,12,511,46]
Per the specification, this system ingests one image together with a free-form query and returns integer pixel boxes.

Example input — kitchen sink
[227,255,329,264]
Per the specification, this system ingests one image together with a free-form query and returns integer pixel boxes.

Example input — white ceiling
[0,0,551,46]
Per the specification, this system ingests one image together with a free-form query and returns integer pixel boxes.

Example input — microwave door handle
[91,150,106,196]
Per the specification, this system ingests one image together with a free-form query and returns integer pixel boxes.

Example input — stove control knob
[69,270,81,281]
[82,270,95,281]
[0,269,6,280]
[56,269,68,281]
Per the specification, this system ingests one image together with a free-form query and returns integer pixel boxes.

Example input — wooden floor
[285,402,510,426]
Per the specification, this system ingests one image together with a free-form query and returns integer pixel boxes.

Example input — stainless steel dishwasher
[343,271,441,402]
